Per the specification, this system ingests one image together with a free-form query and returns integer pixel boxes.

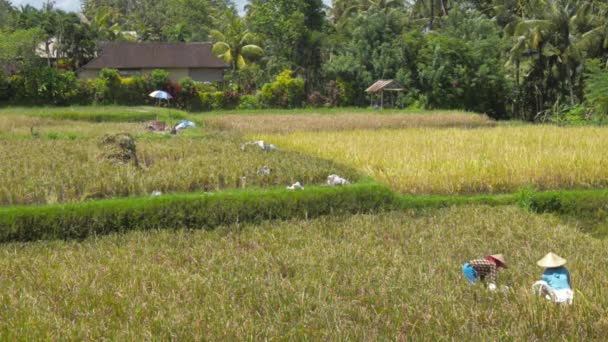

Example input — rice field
[0,116,358,206]
[208,112,494,133]
[0,206,606,340]
[0,105,184,122]
[2,107,607,339]
[258,126,608,194]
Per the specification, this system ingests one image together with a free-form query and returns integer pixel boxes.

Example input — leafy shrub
[238,94,263,110]
[562,104,589,124]
[325,80,344,107]
[211,91,224,110]
[0,70,9,102]
[117,76,145,105]
[198,91,214,111]
[222,90,240,109]
[93,68,121,104]
[178,77,203,111]
[307,91,329,108]
[10,67,79,105]
[73,79,95,105]
[204,91,240,110]
[584,59,608,117]
[261,69,305,108]
[150,69,170,90]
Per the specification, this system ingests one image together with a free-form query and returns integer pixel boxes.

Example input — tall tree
[82,0,235,41]
[247,0,328,92]
[0,0,15,29]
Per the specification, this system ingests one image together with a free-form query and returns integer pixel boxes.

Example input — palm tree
[504,0,601,119]
[332,0,403,25]
[409,0,449,30]
[210,13,264,71]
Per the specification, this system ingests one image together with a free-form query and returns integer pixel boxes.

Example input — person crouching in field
[462,254,507,291]
[531,252,573,305]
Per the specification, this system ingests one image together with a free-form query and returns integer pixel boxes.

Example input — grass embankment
[0,127,359,205]
[527,189,608,237]
[0,182,395,243]
[0,106,186,122]
[259,126,608,194]
[0,115,145,139]
[203,107,482,116]
[4,183,608,243]
[1,206,607,339]
[207,112,494,133]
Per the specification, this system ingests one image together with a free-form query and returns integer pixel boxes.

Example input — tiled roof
[82,42,229,69]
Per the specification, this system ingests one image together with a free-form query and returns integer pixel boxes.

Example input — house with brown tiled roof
[79,42,229,83]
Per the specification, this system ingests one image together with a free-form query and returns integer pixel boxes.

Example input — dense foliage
[1,0,608,119]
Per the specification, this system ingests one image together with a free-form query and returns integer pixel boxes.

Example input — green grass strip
[398,193,517,208]
[0,182,397,243]
[526,189,608,217]
[3,183,608,243]
[0,106,187,122]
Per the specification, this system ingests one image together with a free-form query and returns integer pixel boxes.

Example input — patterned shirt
[469,259,498,284]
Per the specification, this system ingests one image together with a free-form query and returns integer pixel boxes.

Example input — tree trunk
[516,59,521,119]
[46,40,52,67]
[430,0,434,30]
[567,65,575,106]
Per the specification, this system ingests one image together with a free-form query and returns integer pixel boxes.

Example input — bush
[0,182,397,243]
[0,70,9,102]
[10,67,80,105]
[178,77,203,111]
[222,90,240,109]
[261,69,305,108]
[2,66,240,110]
[198,91,214,111]
[307,91,329,108]
[325,80,344,107]
[238,94,263,110]
[150,69,170,90]
[117,76,146,105]
[93,68,121,104]
[584,59,608,117]
[72,79,94,105]
[199,90,241,110]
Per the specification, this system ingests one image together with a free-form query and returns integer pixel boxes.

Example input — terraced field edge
[0,182,397,243]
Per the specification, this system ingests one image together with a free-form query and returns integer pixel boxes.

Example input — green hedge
[47,110,186,122]
[399,193,517,209]
[0,182,397,243]
[5,184,608,243]
[528,189,608,218]
[526,189,608,237]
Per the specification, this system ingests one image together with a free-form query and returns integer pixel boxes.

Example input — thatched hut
[365,80,405,109]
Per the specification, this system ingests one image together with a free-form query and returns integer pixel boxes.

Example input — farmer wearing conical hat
[532,252,573,304]
[462,254,507,291]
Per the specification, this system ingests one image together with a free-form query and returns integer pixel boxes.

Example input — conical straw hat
[489,254,507,268]
[537,252,567,268]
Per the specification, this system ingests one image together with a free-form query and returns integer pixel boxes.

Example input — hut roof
[365,79,404,93]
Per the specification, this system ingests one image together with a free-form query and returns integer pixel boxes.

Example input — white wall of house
[78,69,99,80]
[189,68,224,82]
